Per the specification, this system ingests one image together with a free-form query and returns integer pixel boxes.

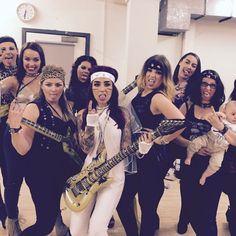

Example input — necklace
[25,72,39,77]
[96,105,109,114]
[16,74,40,96]
[200,103,212,109]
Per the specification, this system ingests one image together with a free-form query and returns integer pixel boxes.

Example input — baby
[185,100,236,185]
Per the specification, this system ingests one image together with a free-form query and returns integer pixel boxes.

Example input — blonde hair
[136,54,175,101]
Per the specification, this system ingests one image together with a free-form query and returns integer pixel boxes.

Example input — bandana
[40,65,65,83]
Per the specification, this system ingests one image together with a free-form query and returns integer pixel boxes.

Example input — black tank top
[132,89,164,129]
[26,98,78,181]
[132,90,166,163]
[182,103,211,141]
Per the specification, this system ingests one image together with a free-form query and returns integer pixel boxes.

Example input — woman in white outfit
[69,65,152,236]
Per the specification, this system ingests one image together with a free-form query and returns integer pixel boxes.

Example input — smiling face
[144,68,163,92]
[23,49,41,75]
[178,55,198,81]
[92,77,113,107]
[0,42,18,68]
[225,101,236,124]
[200,77,217,103]
[77,61,92,83]
[41,78,64,104]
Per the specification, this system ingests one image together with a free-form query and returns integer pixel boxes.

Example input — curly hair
[189,69,225,111]
[67,55,97,90]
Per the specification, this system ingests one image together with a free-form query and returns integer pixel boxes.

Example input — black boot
[108,216,115,229]
[226,205,231,223]
[177,217,189,235]
[0,201,6,229]
[55,213,70,236]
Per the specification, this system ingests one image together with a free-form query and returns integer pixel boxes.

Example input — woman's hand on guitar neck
[138,130,153,155]
[8,99,26,128]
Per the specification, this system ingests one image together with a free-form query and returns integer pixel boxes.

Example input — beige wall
[1,0,236,98]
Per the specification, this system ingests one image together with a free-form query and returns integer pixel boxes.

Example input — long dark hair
[173,52,201,85]
[229,79,236,101]
[67,55,97,90]
[16,42,46,84]
[81,66,125,130]
[189,69,225,111]
[173,52,201,101]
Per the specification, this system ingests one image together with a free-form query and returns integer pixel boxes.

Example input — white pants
[70,168,124,236]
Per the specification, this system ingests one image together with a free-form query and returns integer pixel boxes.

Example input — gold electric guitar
[21,118,83,167]
[0,104,10,118]
[64,119,187,212]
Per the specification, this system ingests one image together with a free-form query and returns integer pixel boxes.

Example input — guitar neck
[21,117,63,143]
[94,127,162,177]
[121,80,137,95]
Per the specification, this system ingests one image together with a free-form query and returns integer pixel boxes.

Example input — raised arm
[77,109,96,154]
[205,106,236,146]
[0,75,19,97]
[151,93,185,143]
[7,101,39,155]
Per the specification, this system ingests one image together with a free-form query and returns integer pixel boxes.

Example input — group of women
[0,35,236,236]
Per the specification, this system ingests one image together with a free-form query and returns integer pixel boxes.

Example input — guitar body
[64,151,112,212]
[64,119,187,212]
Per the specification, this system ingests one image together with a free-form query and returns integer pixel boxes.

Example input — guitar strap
[96,108,110,156]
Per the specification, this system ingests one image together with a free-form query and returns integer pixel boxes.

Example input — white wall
[1,0,236,98]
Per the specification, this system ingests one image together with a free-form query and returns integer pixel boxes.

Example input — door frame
[22,27,90,55]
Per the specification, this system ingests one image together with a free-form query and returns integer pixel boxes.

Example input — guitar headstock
[152,119,186,139]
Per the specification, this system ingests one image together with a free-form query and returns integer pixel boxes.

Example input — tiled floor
[0,177,230,236]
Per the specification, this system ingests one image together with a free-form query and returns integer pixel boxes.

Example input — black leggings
[117,158,165,236]
[3,128,26,219]
[180,160,222,236]
[20,173,64,236]
[223,173,236,236]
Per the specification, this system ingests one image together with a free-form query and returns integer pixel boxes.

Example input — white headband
[90,71,116,83]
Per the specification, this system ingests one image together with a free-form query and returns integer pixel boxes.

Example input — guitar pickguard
[64,151,112,212]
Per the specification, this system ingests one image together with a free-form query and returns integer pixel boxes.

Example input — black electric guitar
[64,119,187,212]
[21,118,83,167]
[121,76,138,95]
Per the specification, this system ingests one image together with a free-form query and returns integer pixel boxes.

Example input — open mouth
[98,94,108,102]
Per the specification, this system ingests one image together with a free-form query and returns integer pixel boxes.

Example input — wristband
[219,124,229,135]
[159,136,169,145]
[9,126,22,134]
[136,152,144,159]
[86,113,99,127]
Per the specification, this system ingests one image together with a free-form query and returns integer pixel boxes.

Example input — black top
[182,103,213,179]
[25,98,79,184]
[132,89,166,162]
[182,103,211,141]
[132,89,164,130]
[65,80,90,114]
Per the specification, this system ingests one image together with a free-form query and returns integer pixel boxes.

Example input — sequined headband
[40,65,65,83]
[146,61,163,73]
[91,71,116,83]
[201,70,217,80]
